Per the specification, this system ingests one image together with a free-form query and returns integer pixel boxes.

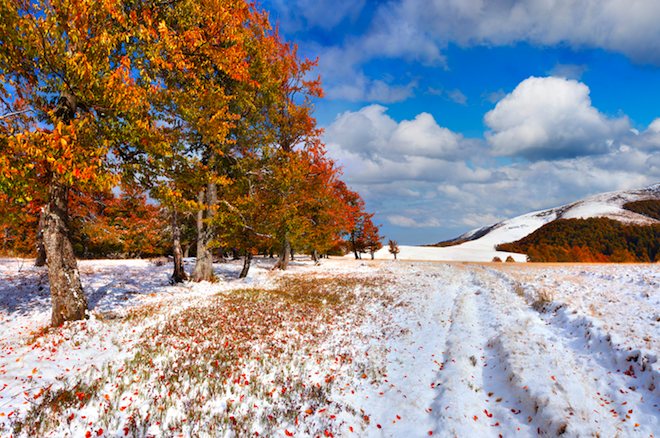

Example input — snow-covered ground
[0,257,658,436]
[366,244,527,262]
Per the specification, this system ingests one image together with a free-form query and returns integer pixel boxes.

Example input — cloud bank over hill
[324,76,660,242]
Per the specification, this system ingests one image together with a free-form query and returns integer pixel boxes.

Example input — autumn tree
[141,0,270,282]
[362,217,383,260]
[388,240,400,260]
[261,35,323,270]
[0,0,163,325]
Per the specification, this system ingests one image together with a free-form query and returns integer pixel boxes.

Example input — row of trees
[0,0,381,326]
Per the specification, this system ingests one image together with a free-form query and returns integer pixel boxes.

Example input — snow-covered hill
[370,183,660,262]
[451,182,660,247]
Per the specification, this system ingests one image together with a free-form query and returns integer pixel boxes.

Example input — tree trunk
[171,210,188,284]
[239,251,252,279]
[351,232,359,259]
[192,183,217,282]
[34,207,47,267]
[43,185,87,326]
[274,235,291,270]
[370,251,375,260]
[311,249,319,263]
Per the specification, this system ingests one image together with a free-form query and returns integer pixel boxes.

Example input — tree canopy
[0,0,379,325]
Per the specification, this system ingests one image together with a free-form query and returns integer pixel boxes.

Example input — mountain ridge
[430,183,660,250]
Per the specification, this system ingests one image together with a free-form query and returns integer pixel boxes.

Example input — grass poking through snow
[10,274,388,437]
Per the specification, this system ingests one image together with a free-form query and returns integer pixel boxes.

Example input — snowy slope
[453,182,660,249]
[379,183,660,262]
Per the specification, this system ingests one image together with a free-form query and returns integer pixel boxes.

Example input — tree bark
[311,249,319,263]
[171,209,188,284]
[34,207,47,267]
[370,251,375,260]
[351,232,359,259]
[274,235,291,270]
[43,185,87,326]
[239,251,252,279]
[192,183,216,282]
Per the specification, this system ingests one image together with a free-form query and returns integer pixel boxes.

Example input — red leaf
[285,430,294,437]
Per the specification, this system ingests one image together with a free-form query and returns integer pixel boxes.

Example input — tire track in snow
[485,267,660,435]
[474,267,657,436]
[429,268,520,436]
[336,263,463,437]
[472,275,540,436]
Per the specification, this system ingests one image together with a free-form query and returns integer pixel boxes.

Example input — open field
[0,257,658,437]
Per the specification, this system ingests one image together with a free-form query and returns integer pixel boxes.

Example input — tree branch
[0,109,32,120]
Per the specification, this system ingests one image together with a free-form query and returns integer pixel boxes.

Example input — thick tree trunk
[311,249,319,263]
[192,183,217,282]
[239,251,252,279]
[34,207,47,267]
[370,251,375,260]
[43,185,87,326]
[171,210,188,284]
[274,236,291,270]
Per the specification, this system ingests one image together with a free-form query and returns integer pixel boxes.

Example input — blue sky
[261,0,660,244]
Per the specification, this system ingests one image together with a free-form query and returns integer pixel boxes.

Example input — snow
[367,244,527,262]
[0,257,658,436]
[394,183,660,262]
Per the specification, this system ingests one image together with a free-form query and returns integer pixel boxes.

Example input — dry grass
[13,274,387,436]
[531,288,555,312]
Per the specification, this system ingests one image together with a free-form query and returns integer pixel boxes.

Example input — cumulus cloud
[325,104,474,161]
[484,76,629,160]
[366,0,660,65]
[325,107,660,243]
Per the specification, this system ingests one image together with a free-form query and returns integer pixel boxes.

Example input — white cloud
[326,75,416,103]
[325,104,473,161]
[484,76,629,160]
[367,0,660,65]
[548,63,588,80]
[387,215,442,228]
[270,0,365,31]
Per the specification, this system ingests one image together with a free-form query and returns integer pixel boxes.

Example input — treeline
[496,217,660,262]
[0,0,381,326]
[623,199,660,221]
[1,190,168,259]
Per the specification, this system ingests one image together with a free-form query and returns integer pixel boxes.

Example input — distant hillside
[428,183,660,262]
[497,217,660,262]
[623,199,660,221]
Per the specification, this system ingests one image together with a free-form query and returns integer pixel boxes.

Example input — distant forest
[497,216,660,262]
[623,200,660,221]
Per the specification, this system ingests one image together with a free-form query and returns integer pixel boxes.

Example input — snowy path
[340,262,659,437]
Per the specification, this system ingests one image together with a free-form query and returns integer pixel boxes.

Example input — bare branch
[0,109,32,120]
